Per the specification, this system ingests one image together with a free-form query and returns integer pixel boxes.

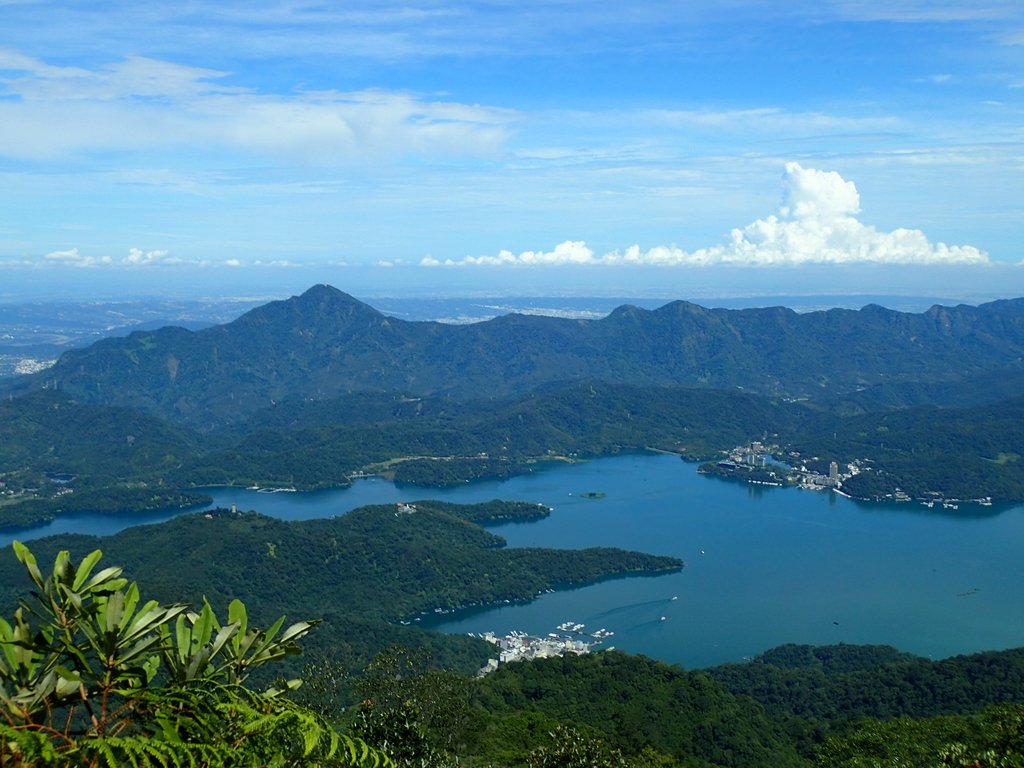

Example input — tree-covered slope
[0,389,200,483]
[179,381,804,489]
[0,389,209,527]
[463,644,1024,768]
[708,642,1024,726]
[472,651,807,768]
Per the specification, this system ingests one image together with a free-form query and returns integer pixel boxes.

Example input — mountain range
[10,284,1024,430]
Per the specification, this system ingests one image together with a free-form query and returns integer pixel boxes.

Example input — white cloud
[0,51,514,162]
[18,246,257,270]
[424,163,989,268]
[778,163,861,219]
[642,107,901,136]
[252,259,302,268]
[0,49,239,102]
[123,247,171,266]
[44,247,112,267]
[436,240,596,267]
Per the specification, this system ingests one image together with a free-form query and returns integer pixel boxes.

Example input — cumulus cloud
[426,240,596,267]
[123,247,171,266]
[424,163,989,268]
[44,248,112,267]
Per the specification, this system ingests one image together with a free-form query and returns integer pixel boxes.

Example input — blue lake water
[4,453,1024,669]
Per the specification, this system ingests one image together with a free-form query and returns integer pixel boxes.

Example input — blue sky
[1,1,1023,301]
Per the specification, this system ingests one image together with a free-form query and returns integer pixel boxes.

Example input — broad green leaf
[278,620,317,645]
[118,582,141,633]
[12,541,44,590]
[52,550,72,586]
[71,549,103,591]
[122,602,185,646]
[263,614,285,642]
[102,590,126,636]
[0,617,17,671]
[185,646,213,680]
[207,622,240,664]
[142,654,160,684]
[117,634,163,667]
[80,566,125,593]
[227,599,248,640]
[53,665,82,698]
[192,600,217,651]
[174,615,190,664]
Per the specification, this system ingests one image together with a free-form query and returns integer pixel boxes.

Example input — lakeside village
[473,622,616,677]
[699,442,992,508]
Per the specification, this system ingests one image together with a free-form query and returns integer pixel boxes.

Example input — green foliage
[0,542,390,767]
[415,500,552,525]
[711,642,1024,725]
[708,643,1024,759]
[393,457,525,487]
[353,647,471,768]
[0,389,209,529]
[159,596,316,687]
[527,725,632,768]
[473,651,806,768]
[0,389,199,483]
[818,704,1024,768]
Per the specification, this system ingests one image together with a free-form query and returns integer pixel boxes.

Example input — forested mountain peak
[228,283,387,330]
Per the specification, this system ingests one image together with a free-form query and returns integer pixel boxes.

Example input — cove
[3,453,1023,669]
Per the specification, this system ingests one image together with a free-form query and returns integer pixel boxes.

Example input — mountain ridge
[8,285,1024,429]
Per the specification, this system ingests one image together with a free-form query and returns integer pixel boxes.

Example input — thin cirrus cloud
[422,163,990,268]
[0,49,514,162]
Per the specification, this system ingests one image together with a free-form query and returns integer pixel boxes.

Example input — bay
[422,454,1024,669]
[3,453,1023,669]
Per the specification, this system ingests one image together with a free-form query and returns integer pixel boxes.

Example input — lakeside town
[473,623,615,676]
[700,441,994,508]
[699,440,857,489]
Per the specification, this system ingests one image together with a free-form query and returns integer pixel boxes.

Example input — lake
[5,453,1024,669]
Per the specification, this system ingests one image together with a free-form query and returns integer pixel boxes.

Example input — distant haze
[3,263,1023,307]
